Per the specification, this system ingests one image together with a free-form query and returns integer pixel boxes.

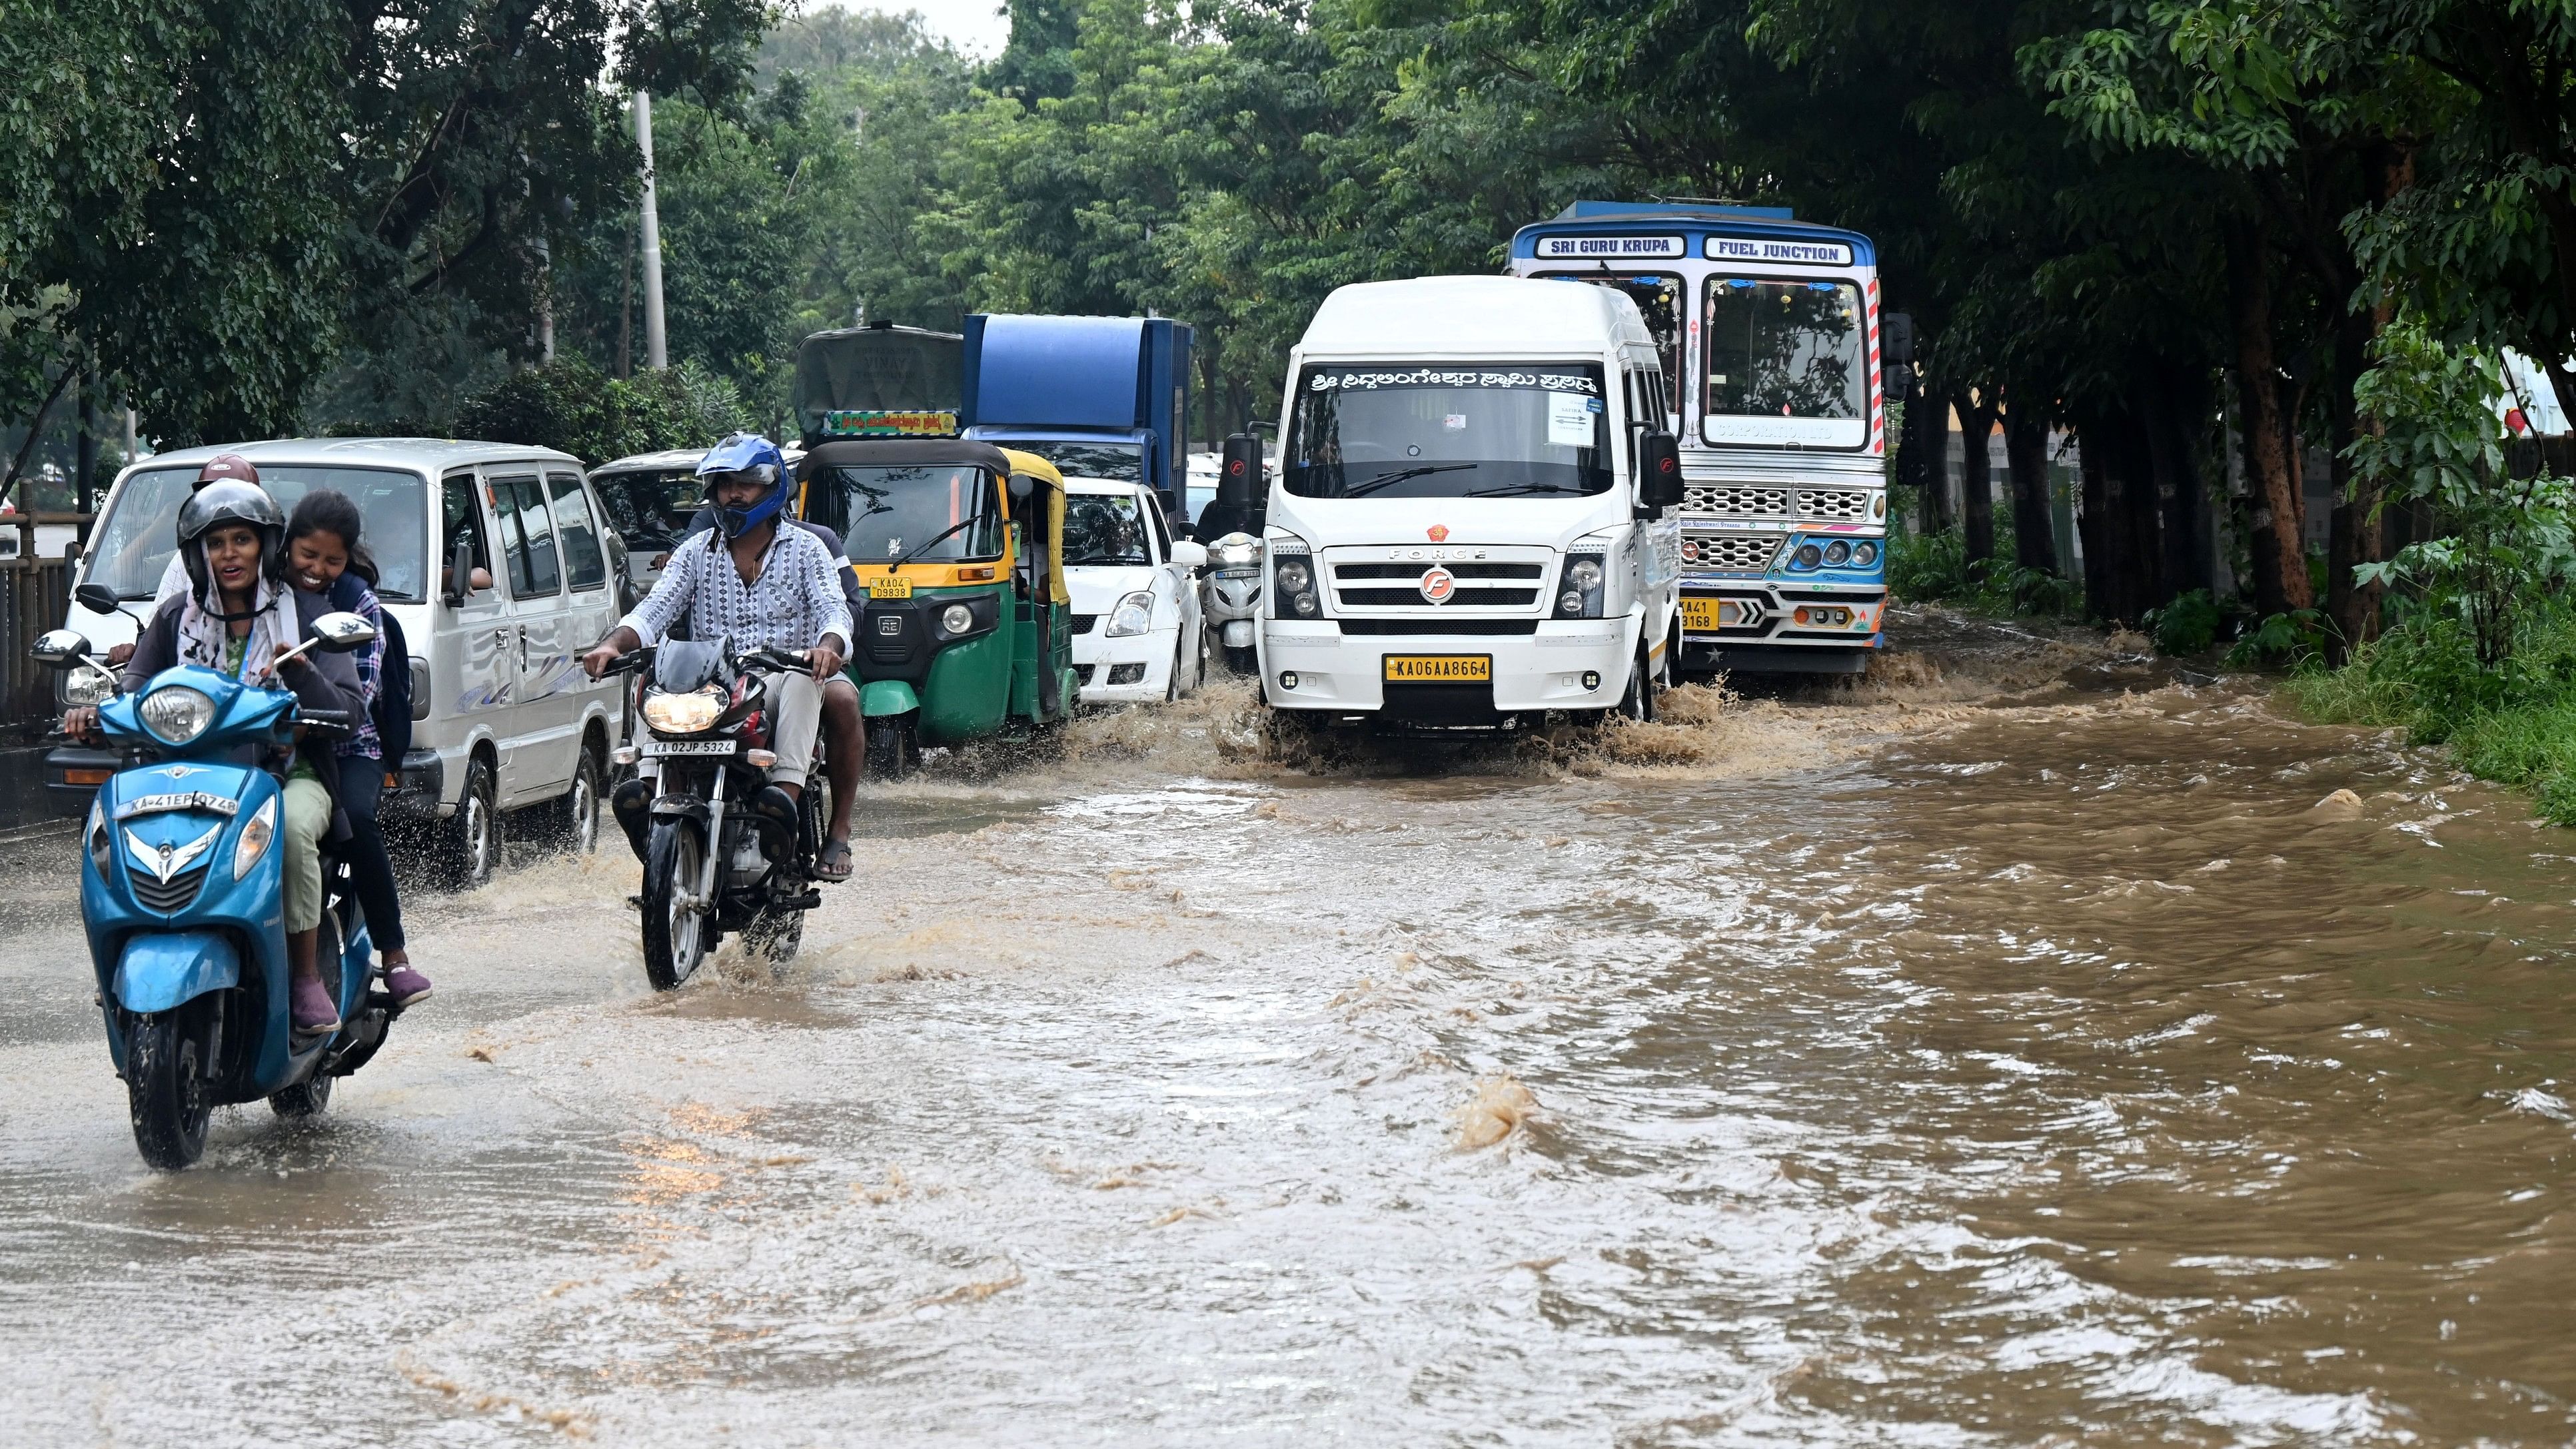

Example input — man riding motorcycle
[581,434,857,880]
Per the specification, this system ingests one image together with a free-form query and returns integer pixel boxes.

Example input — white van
[1257,276,1683,726]
[49,438,628,887]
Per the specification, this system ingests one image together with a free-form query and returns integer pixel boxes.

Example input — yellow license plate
[868,574,914,600]
[1682,596,1730,632]
[1383,654,1491,682]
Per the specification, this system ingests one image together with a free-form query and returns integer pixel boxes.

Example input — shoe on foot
[381,962,432,1007]
[289,975,341,1034]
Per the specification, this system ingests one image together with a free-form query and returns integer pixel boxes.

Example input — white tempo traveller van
[49,438,627,887]
[1255,276,1685,727]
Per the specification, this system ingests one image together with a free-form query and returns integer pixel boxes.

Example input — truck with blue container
[1508,201,1908,675]
[960,314,1194,516]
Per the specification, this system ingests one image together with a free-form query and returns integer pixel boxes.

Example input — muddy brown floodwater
[0,607,2570,1446]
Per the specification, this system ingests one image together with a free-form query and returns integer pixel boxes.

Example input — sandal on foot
[814,838,854,883]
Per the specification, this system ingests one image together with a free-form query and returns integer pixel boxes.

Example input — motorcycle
[34,610,396,1170]
[603,640,833,989]
[1200,532,1263,674]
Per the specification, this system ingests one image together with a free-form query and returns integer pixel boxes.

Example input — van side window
[441,470,492,594]
[547,473,608,592]
[490,474,560,598]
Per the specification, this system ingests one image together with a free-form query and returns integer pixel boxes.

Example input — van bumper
[378,748,446,821]
[1259,617,1636,715]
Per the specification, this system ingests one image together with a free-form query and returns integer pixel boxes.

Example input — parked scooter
[603,640,833,989]
[35,607,396,1169]
[1195,432,1271,674]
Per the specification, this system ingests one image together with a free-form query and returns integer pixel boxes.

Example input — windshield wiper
[1461,482,1587,498]
[1339,463,1478,498]
[884,516,981,571]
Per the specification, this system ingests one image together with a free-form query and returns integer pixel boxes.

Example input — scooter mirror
[310,612,379,652]
[31,628,91,667]
[73,582,120,616]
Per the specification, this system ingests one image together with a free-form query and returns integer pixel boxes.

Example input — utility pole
[634,91,669,370]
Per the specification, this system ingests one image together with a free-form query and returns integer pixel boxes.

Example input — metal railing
[0,512,90,729]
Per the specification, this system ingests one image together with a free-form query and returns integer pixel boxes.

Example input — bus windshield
[806,464,1005,564]
[1703,277,1866,448]
[1538,272,1681,414]
[1284,363,1611,500]
[85,465,430,601]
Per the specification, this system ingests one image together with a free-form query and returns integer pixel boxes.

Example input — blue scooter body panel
[114,930,241,1014]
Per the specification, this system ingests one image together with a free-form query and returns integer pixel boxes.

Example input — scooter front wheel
[127,1005,214,1170]
[640,819,709,991]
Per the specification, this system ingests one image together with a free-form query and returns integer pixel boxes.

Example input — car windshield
[1065,493,1151,566]
[1703,277,1866,448]
[1006,440,1142,483]
[1284,362,1611,500]
[806,463,1005,564]
[85,465,430,600]
[592,468,705,546]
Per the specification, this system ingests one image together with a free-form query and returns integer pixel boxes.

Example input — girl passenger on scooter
[61,482,369,1032]
[284,491,430,1006]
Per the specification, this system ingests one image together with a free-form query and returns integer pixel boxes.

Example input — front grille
[1071,614,1098,635]
[132,862,211,914]
[1331,562,1544,581]
[1681,533,1785,572]
[1337,619,1539,636]
[1797,489,1871,521]
[1683,484,1791,516]
[1335,587,1539,608]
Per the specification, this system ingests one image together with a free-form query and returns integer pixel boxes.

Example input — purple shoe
[290,975,341,1034]
[381,962,432,1007]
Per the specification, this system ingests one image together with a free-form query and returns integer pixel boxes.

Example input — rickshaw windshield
[808,464,1006,564]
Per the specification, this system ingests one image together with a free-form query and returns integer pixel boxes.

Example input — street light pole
[634,90,669,370]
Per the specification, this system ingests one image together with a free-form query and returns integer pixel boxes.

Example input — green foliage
[2143,588,2223,654]
[2347,320,2574,665]
[452,360,749,466]
[2224,608,2328,667]
[1888,526,2083,618]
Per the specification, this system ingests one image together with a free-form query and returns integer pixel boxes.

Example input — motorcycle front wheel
[640,819,710,991]
[127,1002,215,1170]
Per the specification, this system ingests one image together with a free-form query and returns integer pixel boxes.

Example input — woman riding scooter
[284,490,430,1007]
[63,482,369,1032]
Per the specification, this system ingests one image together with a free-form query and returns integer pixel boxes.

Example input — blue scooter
[37,603,403,1169]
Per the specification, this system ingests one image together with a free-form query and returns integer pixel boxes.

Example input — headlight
[1794,543,1824,569]
[1823,540,1851,566]
[942,602,975,633]
[1555,551,1608,620]
[1568,558,1603,591]
[1271,546,1320,620]
[87,800,110,875]
[64,664,116,707]
[1213,542,1259,568]
[1852,540,1880,566]
[1106,590,1156,638]
[1275,560,1311,594]
[642,686,724,735]
[233,795,275,880]
[139,686,215,743]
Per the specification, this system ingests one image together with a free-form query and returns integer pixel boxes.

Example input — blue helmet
[697,432,791,538]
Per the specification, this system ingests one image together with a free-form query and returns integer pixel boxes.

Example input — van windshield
[806,464,1006,564]
[1283,363,1611,500]
[85,466,430,601]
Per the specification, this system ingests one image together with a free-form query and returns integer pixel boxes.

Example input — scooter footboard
[114,930,242,1015]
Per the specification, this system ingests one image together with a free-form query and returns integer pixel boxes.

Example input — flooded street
[1,610,2570,1446]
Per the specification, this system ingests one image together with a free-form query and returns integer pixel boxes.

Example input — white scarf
[176,566,301,687]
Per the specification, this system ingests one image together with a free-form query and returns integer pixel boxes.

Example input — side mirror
[1169,540,1207,570]
[1008,473,1035,505]
[1638,433,1684,513]
[1883,312,1916,368]
[1215,432,1265,534]
[32,628,91,668]
[74,582,120,616]
[309,612,380,653]
[444,533,475,606]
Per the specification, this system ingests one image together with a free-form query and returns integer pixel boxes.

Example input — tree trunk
[2078,432,2114,618]
[1954,390,1999,562]
[2323,314,2382,664]
[1916,386,1954,534]
[2004,402,2058,574]
[2140,366,2204,603]
[2223,217,2312,615]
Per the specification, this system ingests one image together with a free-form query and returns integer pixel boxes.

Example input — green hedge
[452,360,752,466]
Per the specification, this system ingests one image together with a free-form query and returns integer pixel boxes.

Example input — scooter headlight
[234,795,275,880]
[1106,590,1156,638]
[642,686,725,735]
[87,799,110,875]
[138,685,215,743]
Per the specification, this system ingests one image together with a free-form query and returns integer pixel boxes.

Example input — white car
[1063,477,1208,703]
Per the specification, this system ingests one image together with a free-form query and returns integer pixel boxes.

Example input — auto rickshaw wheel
[864,714,921,779]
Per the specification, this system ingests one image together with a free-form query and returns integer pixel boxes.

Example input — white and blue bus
[1509,202,1892,674]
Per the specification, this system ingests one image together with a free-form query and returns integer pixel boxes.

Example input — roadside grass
[1887,525,2085,621]
[2285,608,2576,825]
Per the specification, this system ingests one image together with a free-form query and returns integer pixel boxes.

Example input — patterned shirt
[618,524,854,658]
[326,572,386,761]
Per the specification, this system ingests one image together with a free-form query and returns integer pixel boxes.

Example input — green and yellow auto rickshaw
[796,433,1079,775]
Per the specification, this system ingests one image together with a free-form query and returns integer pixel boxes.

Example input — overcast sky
[812,0,1013,57]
